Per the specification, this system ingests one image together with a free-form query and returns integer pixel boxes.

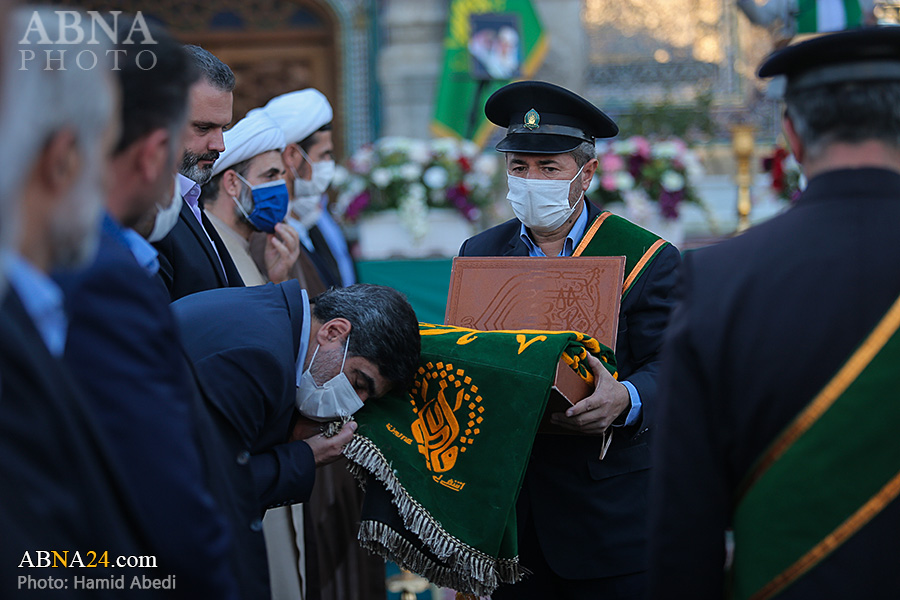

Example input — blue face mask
[232,172,290,233]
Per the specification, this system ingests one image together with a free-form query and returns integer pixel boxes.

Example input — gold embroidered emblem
[409,361,483,482]
[524,108,540,130]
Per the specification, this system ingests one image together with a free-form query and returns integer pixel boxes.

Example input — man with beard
[154,45,244,301]
[52,18,239,599]
[0,8,160,596]
[171,282,421,598]
[201,110,300,286]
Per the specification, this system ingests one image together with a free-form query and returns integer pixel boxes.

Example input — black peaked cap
[758,27,900,92]
[485,80,618,154]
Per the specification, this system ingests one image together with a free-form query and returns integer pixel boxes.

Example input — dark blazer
[154,202,244,301]
[459,200,681,580]
[171,280,317,597]
[54,216,239,599]
[649,168,900,599]
[0,289,157,599]
[308,224,342,289]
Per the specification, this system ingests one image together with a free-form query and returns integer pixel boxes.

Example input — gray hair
[311,284,421,391]
[183,45,235,92]
[785,81,900,161]
[570,140,598,168]
[0,7,114,255]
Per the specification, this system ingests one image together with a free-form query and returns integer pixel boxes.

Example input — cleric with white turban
[200,109,298,288]
[258,88,333,146]
[256,89,356,289]
[213,110,286,177]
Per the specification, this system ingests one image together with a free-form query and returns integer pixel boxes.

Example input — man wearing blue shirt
[0,8,158,597]
[458,81,680,599]
[53,19,240,600]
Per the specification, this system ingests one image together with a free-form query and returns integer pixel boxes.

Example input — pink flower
[600,153,625,173]
[631,136,651,158]
[601,174,618,191]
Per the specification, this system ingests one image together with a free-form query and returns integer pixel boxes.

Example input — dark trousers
[491,511,647,600]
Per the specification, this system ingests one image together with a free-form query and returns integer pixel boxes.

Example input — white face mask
[293,147,336,198]
[296,335,364,422]
[506,164,584,232]
[147,176,183,243]
[288,181,323,229]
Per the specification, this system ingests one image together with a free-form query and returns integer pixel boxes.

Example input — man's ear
[315,317,352,345]
[283,144,302,170]
[287,143,312,179]
[581,157,599,191]
[783,113,805,165]
[136,129,171,184]
[43,129,81,195]
[222,169,242,197]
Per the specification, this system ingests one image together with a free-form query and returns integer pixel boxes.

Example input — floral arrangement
[591,136,704,222]
[762,146,802,203]
[332,137,502,239]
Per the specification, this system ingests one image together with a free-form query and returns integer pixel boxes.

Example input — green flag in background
[431,0,547,148]
[344,323,616,596]
[796,0,863,33]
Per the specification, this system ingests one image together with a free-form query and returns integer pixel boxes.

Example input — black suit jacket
[459,200,681,579]
[154,202,244,301]
[171,280,316,598]
[0,290,158,599]
[54,216,238,599]
[649,168,900,598]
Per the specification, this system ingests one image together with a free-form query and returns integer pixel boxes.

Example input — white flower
[409,140,431,164]
[399,163,422,181]
[423,165,449,189]
[612,139,635,155]
[623,189,654,223]
[399,194,429,240]
[332,164,350,187]
[784,152,800,172]
[661,171,685,192]
[430,137,460,160]
[614,171,635,191]
[378,137,409,154]
[371,168,392,188]
[352,147,375,173]
[682,152,704,182]
[474,154,498,177]
[408,183,427,200]
[464,172,490,191]
[461,140,480,157]
[652,141,679,159]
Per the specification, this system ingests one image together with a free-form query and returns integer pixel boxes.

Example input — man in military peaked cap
[649,27,900,599]
[458,81,681,599]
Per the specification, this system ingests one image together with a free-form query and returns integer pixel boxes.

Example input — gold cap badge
[524,108,540,130]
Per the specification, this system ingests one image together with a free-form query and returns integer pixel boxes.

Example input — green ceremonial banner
[344,323,616,596]
[431,0,548,147]
[796,0,863,33]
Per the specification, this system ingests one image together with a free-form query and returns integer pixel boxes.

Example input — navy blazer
[0,290,159,599]
[459,200,681,580]
[54,216,239,599]
[649,169,900,598]
[154,202,244,301]
[172,280,317,596]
